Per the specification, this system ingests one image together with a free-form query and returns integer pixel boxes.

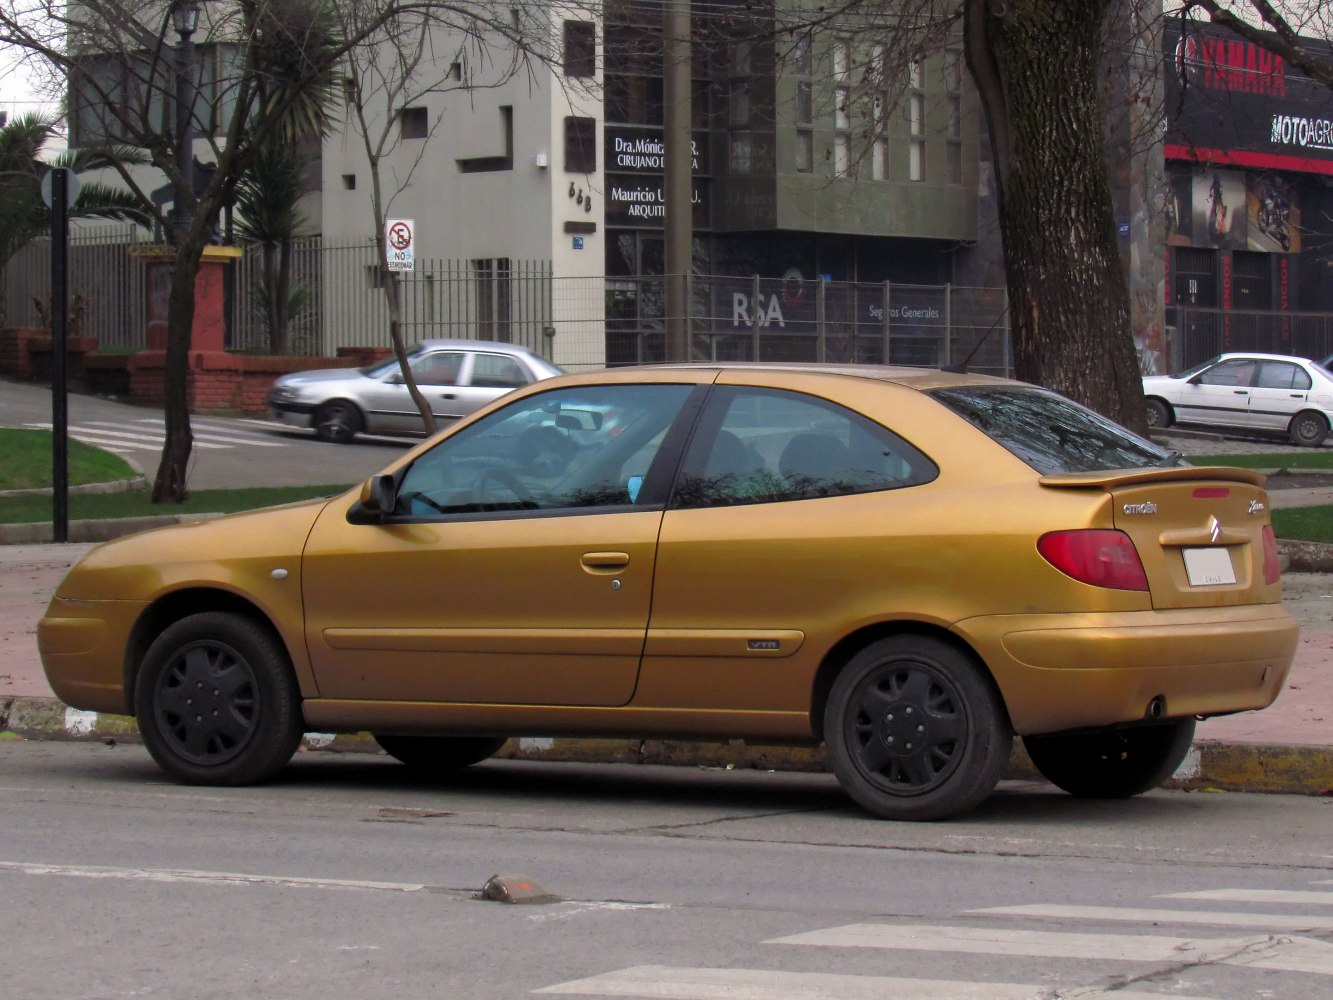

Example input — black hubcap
[154,641,258,765]
[846,661,966,795]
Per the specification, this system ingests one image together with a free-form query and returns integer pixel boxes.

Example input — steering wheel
[472,467,536,506]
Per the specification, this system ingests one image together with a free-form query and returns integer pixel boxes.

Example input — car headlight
[269,386,300,402]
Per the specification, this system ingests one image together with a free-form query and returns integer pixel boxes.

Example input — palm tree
[0,112,148,326]
[233,137,315,355]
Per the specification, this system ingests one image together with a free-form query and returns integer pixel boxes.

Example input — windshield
[930,385,1185,475]
[362,345,429,378]
[1171,356,1220,380]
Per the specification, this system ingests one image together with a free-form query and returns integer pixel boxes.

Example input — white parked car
[1142,352,1333,447]
[267,340,563,443]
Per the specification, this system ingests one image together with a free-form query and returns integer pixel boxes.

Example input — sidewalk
[3,538,1331,796]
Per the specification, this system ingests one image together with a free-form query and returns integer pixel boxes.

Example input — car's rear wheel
[1022,718,1195,798]
[1288,411,1328,447]
[314,400,363,444]
[373,734,509,770]
[1145,398,1171,430]
[823,636,1012,821]
[134,612,304,785]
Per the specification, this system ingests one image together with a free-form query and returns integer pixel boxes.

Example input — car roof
[1215,351,1316,364]
[610,361,1025,391]
[416,339,539,355]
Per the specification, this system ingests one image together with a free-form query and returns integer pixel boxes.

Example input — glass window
[395,384,694,516]
[409,351,464,387]
[470,353,531,389]
[670,387,937,508]
[795,129,814,173]
[930,386,1183,475]
[563,21,596,77]
[1255,362,1311,391]
[400,106,429,140]
[564,116,597,172]
[1198,358,1257,386]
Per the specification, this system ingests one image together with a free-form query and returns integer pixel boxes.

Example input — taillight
[1262,524,1281,585]
[1038,530,1150,591]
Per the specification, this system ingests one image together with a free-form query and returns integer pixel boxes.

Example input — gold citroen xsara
[38,366,1299,820]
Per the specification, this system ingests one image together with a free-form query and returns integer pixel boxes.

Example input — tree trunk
[375,237,436,436]
[964,0,1148,434]
[152,247,200,503]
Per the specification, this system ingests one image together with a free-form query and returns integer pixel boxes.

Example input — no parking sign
[386,218,415,271]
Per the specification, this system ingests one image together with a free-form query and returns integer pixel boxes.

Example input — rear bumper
[952,604,1299,734]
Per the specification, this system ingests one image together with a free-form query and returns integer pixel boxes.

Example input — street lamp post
[172,0,200,241]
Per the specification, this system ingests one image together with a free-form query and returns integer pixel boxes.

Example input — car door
[364,349,468,434]
[640,378,939,720]
[1247,360,1312,433]
[1174,357,1258,430]
[439,351,534,420]
[301,379,703,706]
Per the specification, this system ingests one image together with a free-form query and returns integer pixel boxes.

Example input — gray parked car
[267,340,564,443]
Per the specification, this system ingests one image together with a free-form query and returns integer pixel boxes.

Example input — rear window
[930,386,1184,475]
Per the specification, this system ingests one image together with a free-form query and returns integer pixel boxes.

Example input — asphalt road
[3,741,1332,999]
[1,379,412,490]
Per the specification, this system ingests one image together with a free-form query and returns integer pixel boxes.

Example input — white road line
[531,965,1220,999]
[1161,889,1333,906]
[0,859,434,894]
[87,419,285,448]
[766,923,1333,977]
[766,923,1268,962]
[973,903,1333,931]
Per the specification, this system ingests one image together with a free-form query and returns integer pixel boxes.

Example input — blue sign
[572,236,584,250]
[1118,221,1130,236]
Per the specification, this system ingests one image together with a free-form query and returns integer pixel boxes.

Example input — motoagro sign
[1164,21,1333,174]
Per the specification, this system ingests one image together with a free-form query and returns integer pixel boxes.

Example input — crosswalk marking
[767,923,1333,977]
[1161,888,1333,906]
[766,922,1268,962]
[972,903,1333,931]
[530,965,1217,999]
[23,419,285,453]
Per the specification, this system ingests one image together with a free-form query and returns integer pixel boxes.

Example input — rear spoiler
[1038,466,1267,490]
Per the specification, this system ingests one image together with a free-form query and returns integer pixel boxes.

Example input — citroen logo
[1208,516,1222,542]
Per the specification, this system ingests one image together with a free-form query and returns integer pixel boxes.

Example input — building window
[908,91,925,181]
[564,115,597,173]
[871,92,888,180]
[342,174,356,190]
[400,106,429,140]
[793,42,813,174]
[343,77,357,107]
[833,36,852,178]
[563,21,595,78]
[1233,251,1272,309]
[945,49,963,185]
[1174,247,1217,307]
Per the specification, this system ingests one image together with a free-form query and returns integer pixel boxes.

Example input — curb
[4,696,1331,797]
[0,512,221,545]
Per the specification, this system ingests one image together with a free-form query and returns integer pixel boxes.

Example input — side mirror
[360,474,398,514]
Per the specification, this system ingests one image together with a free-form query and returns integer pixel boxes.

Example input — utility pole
[663,0,692,362]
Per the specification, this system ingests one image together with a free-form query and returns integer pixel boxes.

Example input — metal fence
[1169,306,1333,371]
[602,275,1012,374]
[6,231,1014,373]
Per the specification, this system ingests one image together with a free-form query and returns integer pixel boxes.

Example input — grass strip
[1187,451,1333,470]
[1271,506,1333,545]
[0,484,352,524]
[0,428,140,490]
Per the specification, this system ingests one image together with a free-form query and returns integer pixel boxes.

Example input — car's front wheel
[373,734,509,770]
[134,612,304,785]
[314,400,364,444]
[1145,398,1171,430]
[1022,718,1195,798]
[823,636,1012,821]
[1288,411,1329,447]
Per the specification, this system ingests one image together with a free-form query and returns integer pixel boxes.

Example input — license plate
[1183,547,1236,586]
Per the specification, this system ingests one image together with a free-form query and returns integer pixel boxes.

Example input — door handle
[1233,390,1248,395]
[581,551,630,574]
[439,393,455,399]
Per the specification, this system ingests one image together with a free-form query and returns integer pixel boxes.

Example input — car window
[1255,362,1311,391]
[931,385,1183,475]
[409,351,463,387]
[670,386,937,508]
[394,384,693,516]
[1197,359,1256,387]
[470,353,530,389]
[365,346,426,378]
